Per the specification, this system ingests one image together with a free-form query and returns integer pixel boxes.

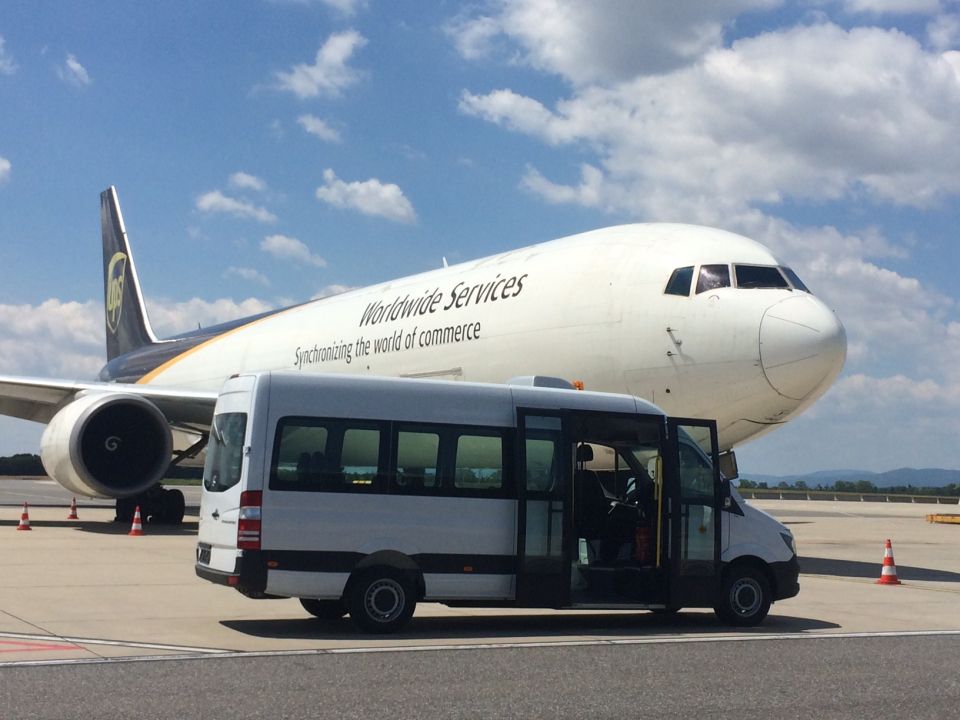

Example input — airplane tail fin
[101,186,160,361]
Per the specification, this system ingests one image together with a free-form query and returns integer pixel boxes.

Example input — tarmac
[1,492,958,665]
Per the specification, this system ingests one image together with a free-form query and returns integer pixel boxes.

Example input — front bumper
[770,555,800,600]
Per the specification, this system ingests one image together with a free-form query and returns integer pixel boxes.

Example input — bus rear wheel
[715,565,771,627]
[347,568,417,634]
[300,598,347,621]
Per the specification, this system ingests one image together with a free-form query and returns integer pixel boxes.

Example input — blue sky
[1,0,959,475]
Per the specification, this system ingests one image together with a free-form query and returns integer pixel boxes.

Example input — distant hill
[742,467,960,489]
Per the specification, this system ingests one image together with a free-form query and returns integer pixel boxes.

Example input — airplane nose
[759,295,847,401]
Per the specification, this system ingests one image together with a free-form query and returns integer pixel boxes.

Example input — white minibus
[196,372,798,633]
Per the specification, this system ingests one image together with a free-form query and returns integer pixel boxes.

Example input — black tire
[347,567,417,634]
[115,496,137,523]
[715,565,771,627]
[300,598,347,620]
[163,488,186,526]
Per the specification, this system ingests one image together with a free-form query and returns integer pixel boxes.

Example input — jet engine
[40,393,172,499]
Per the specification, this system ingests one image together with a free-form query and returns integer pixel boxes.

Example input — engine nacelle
[40,393,173,499]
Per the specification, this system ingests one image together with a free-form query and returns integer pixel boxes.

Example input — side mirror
[718,450,739,481]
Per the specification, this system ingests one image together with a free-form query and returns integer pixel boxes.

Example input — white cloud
[0,35,17,75]
[521,163,609,208]
[261,234,327,267]
[842,0,942,14]
[445,14,501,60]
[0,294,278,455]
[0,300,102,378]
[297,114,342,143]
[461,24,960,216]
[459,89,570,143]
[275,30,367,99]
[147,297,275,336]
[928,13,960,50]
[311,283,357,300]
[196,190,277,223]
[228,172,267,192]
[0,296,283,381]
[58,53,91,87]
[449,0,780,85]
[319,0,366,15]
[0,156,10,184]
[224,266,270,286]
[315,168,416,223]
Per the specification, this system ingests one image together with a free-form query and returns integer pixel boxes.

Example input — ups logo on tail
[106,252,127,334]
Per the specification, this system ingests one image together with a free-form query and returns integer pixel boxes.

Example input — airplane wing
[0,375,218,427]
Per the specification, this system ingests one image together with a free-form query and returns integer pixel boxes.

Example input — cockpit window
[734,265,790,289]
[780,266,811,293]
[664,266,694,296]
[696,264,730,294]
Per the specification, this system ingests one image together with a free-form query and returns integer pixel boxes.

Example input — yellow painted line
[926,514,960,525]
[136,305,304,385]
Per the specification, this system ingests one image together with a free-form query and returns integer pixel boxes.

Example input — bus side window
[338,427,382,489]
[454,432,505,494]
[272,422,329,489]
[395,428,441,492]
[270,418,384,492]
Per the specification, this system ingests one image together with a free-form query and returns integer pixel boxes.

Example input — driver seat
[574,445,609,540]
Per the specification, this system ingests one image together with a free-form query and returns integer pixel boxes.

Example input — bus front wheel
[714,565,771,627]
[347,567,417,634]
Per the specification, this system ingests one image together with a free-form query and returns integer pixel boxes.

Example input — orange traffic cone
[16,502,31,531]
[67,497,79,520]
[876,538,902,585]
[128,506,144,536]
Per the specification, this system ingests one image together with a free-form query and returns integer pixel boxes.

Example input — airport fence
[737,488,960,504]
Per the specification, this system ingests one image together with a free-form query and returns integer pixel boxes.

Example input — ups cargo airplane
[0,187,845,523]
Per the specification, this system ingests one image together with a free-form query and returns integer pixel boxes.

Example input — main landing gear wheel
[347,567,417,634]
[115,496,137,523]
[157,488,185,525]
[715,565,771,627]
[300,598,348,620]
[114,488,185,525]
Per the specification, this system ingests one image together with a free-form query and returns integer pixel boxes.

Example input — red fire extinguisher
[634,523,652,565]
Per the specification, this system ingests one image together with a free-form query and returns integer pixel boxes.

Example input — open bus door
[515,411,572,607]
[665,418,722,608]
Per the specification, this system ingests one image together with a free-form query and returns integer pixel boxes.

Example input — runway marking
[1,628,959,668]
[800,575,960,594]
[0,639,81,654]
[0,632,230,657]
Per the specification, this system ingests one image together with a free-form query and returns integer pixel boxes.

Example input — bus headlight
[779,531,797,556]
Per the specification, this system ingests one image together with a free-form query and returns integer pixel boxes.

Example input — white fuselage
[137,224,846,450]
